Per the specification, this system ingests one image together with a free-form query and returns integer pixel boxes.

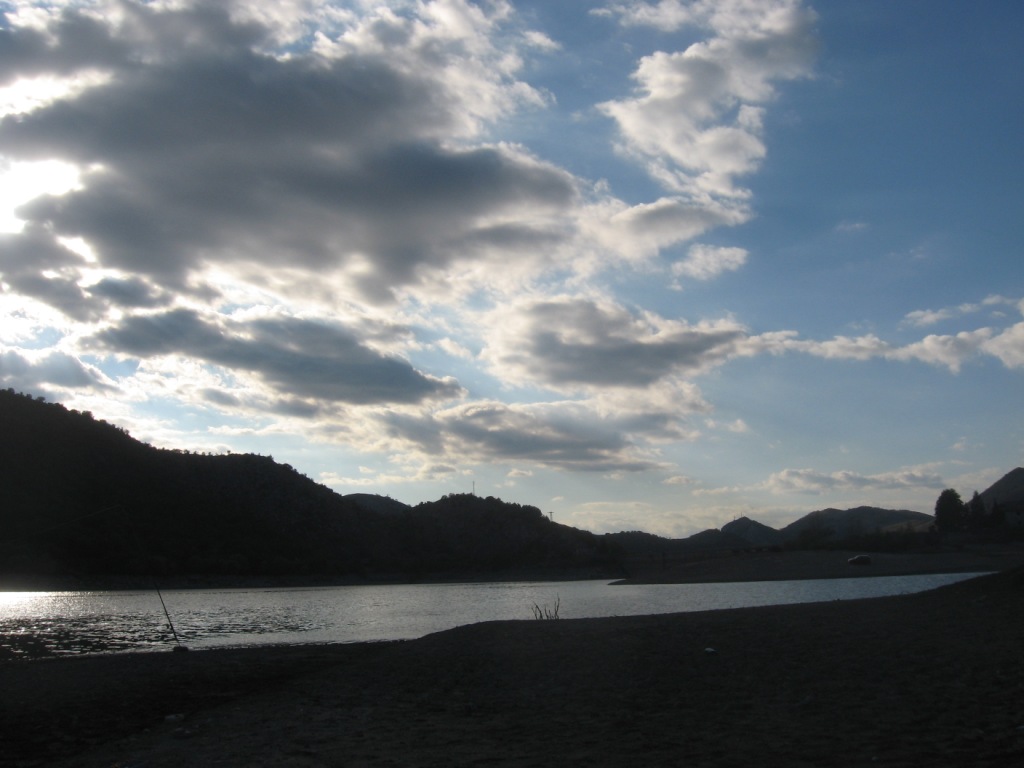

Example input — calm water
[0,573,984,658]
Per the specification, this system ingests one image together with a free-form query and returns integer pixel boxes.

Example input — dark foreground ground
[2,565,1024,767]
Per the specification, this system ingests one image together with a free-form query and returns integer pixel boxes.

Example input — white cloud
[672,243,748,282]
[663,474,694,485]
[0,345,112,391]
[904,295,1020,327]
[981,322,1024,369]
[578,194,752,271]
[598,0,816,197]
[764,466,946,496]
[903,308,959,327]
[435,337,475,359]
[760,318,1024,373]
[889,329,993,373]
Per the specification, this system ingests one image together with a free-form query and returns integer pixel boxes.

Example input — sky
[1,0,1022,537]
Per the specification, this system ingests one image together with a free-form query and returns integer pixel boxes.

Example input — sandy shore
[3,565,1024,767]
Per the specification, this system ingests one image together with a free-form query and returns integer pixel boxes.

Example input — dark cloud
[0,224,83,273]
[5,271,91,320]
[380,401,667,473]
[91,309,462,406]
[85,276,169,309]
[0,8,131,86]
[199,387,241,408]
[199,387,324,419]
[0,226,169,319]
[0,2,576,301]
[487,298,746,389]
[0,348,110,391]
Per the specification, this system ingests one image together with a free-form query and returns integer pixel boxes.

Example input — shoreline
[2,567,1023,766]
[4,545,1022,592]
[611,546,1024,584]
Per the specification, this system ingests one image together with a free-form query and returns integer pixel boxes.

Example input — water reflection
[0,591,47,608]
[0,572,986,659]
[0,590,334,658]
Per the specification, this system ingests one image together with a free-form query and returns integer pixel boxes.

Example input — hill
[343,494,410,516]
[721,516,783,548]
[979,467,1024,526]
[0,390,615,585]
[778,506,933,547]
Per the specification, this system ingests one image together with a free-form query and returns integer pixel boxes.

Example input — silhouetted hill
[343,494,411,516]
[401,494,614,575]
[601,528,747,558]
[779,506,932,547]
[979,468,1024,526]
[721,516,783,548]
[0,390,614,585]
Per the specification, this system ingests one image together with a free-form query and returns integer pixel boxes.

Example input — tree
[934,488,965,532]
[966,490,987,530]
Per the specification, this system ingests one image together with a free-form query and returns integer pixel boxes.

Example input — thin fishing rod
[117,506,188,651]
[154,582,184,648]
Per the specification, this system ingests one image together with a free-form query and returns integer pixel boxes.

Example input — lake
[0,572,985,657]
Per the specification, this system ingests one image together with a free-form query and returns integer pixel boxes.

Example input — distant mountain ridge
[720,508,932,549]
[778,506,933,546]
[720,470,1024,548]
[980,467,1024,513]
[2,389,1021,585]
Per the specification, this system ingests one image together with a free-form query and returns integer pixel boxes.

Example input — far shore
[611,545,1024,584]
[4,543,1022,592]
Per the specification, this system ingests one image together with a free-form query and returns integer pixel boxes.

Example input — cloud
[598,0,817,197]
[85,275,170,310]
[981,321,1024,369]
[0,0,578,307]
[888,329,994,373]
[903,307,963,327]
[377,399,672,474]
[0,0,830,427]
[663,474,695,485]
[759,305,1024,372]
[579,194,752,268]
[764,467,946,496]
[725,418,749,433]
[480,295,747,391]
[672,243,748,283]
[903,295,1019,327]
[89,308,462,406]
[0,346,111,391]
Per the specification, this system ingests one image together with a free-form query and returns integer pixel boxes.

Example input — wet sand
[3,565,1024,767]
